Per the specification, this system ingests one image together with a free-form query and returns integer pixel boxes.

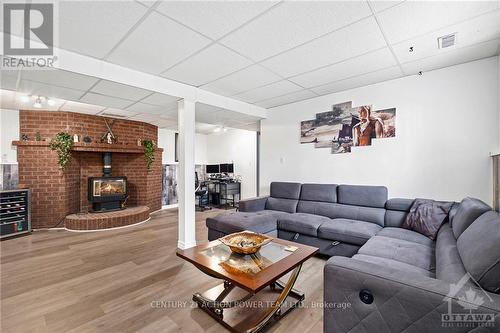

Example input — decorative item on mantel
[21,134,29,141]
[83,136,92,144]
[137,139,142,146]
[73,134,79,143]
[101,118,117,144]
[35,132,42,141]
[142,139,156,170]
[49,132,74,170]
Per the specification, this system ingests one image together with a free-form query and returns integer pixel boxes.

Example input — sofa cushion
[337,185,387,208]
[317,219,382,245]
[385,198,414,212]
[270,182,301,199]
[297,201,385,226]
[206,210,286,235]
[277,213,332,237]
[401,199,454,240]
[435,223,471,285]
[352,254,433,277]
[452,197,491,238]
[376,227,434,247]
[266,197,298,213]
[299,183,337,202]
[457,211,500,293]
[358,235,435,271]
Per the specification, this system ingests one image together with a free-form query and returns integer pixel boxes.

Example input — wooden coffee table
[176,236,318,333]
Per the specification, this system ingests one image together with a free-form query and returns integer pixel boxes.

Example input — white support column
[177,99,196,249]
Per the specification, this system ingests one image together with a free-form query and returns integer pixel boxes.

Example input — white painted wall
[206,129,257,199]
[157,128,207,164]
[0,109,19,164]
[261,57,499,204]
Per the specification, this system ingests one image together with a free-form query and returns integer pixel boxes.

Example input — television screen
[227,163,234,173]
[219,163,228,173]
[206,164,220,174]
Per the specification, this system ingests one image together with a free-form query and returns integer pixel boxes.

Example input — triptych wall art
[300,101,396,154]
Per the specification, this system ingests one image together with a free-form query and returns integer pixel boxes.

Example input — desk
[205,181,240,209]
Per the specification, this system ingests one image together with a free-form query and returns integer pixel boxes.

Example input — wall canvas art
[300,101,396,154]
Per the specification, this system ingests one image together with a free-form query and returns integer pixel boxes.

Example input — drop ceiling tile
[200,65,281,96]
[90,80,152,101]
[0,69,19,90]
[233,80,303,103]
[20,69,99,91]
[126,102,173,115]
[99,108,138,119]
[107,12,212,74]
[256,89,317,109]
[377,0,499,44]
[220,1,372,61]
[59,101,106,115]
[289,48,397,88]
[140,93,179,106]
[368,0,404,13]
[401,38,500,75]
[311,66,403,95]
[128,113,161,122]
[393,10,500,64]
[58,1,148,58]
[261,17,386,78]
[17,80,86,101]
[156,1,277,39]
[159,108,178,119]
[79,92,133,109]
[161,44,252,86]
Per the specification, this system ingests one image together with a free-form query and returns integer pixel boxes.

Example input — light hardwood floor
[1,208,325,333]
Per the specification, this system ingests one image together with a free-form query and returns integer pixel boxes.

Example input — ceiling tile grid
[160,44,252,86]
[219,1,372,61]
[106,11,212,74]
[201,65,282,96]
[58,1,149,59]
[289,47,397,88]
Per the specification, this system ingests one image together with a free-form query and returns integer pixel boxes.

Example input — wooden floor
[1,208,325,333]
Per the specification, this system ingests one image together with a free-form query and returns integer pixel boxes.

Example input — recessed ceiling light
[213,127,221,133]
[47,98,56,106]
[20,95,30,103]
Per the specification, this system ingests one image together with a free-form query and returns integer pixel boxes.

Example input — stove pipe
[103,152,112,177]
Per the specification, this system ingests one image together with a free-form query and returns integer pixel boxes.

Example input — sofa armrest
[324,256,500,333]
[238,196,269,212]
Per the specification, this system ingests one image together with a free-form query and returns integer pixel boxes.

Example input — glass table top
[201,241,296,276]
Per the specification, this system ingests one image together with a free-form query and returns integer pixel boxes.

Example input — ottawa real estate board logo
[2,3,57,69]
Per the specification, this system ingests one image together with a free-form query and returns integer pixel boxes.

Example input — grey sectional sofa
[206,182,500,332]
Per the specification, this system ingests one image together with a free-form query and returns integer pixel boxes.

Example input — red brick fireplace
[13,111,163,229]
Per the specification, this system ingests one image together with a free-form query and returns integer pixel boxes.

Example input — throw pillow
[402,198,454,240]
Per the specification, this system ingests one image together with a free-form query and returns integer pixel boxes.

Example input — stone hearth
[65,206,150,231]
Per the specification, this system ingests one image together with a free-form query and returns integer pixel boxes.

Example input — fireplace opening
[88,153,127,212]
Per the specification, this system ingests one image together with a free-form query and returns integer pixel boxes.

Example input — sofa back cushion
[266,182,302,213]
[337,185,387,208]
[457,211,500,293]
[384,198,414,227]
[297,201,385,225]
[452,197,491,238]
[299,183,337,202]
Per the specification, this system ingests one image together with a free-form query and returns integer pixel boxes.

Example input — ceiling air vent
[437,33,456,49]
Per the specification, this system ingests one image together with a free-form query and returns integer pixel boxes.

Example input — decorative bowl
[219,231,272,255]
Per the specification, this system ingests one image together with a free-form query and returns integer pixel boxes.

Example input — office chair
[195,172,211,212]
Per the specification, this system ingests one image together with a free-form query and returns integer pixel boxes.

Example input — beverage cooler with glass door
[0,189,31,239]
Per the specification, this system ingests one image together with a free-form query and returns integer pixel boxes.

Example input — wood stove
[87,153,127,212]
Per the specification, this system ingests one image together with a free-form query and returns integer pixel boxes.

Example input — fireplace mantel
[12,141,163,154]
